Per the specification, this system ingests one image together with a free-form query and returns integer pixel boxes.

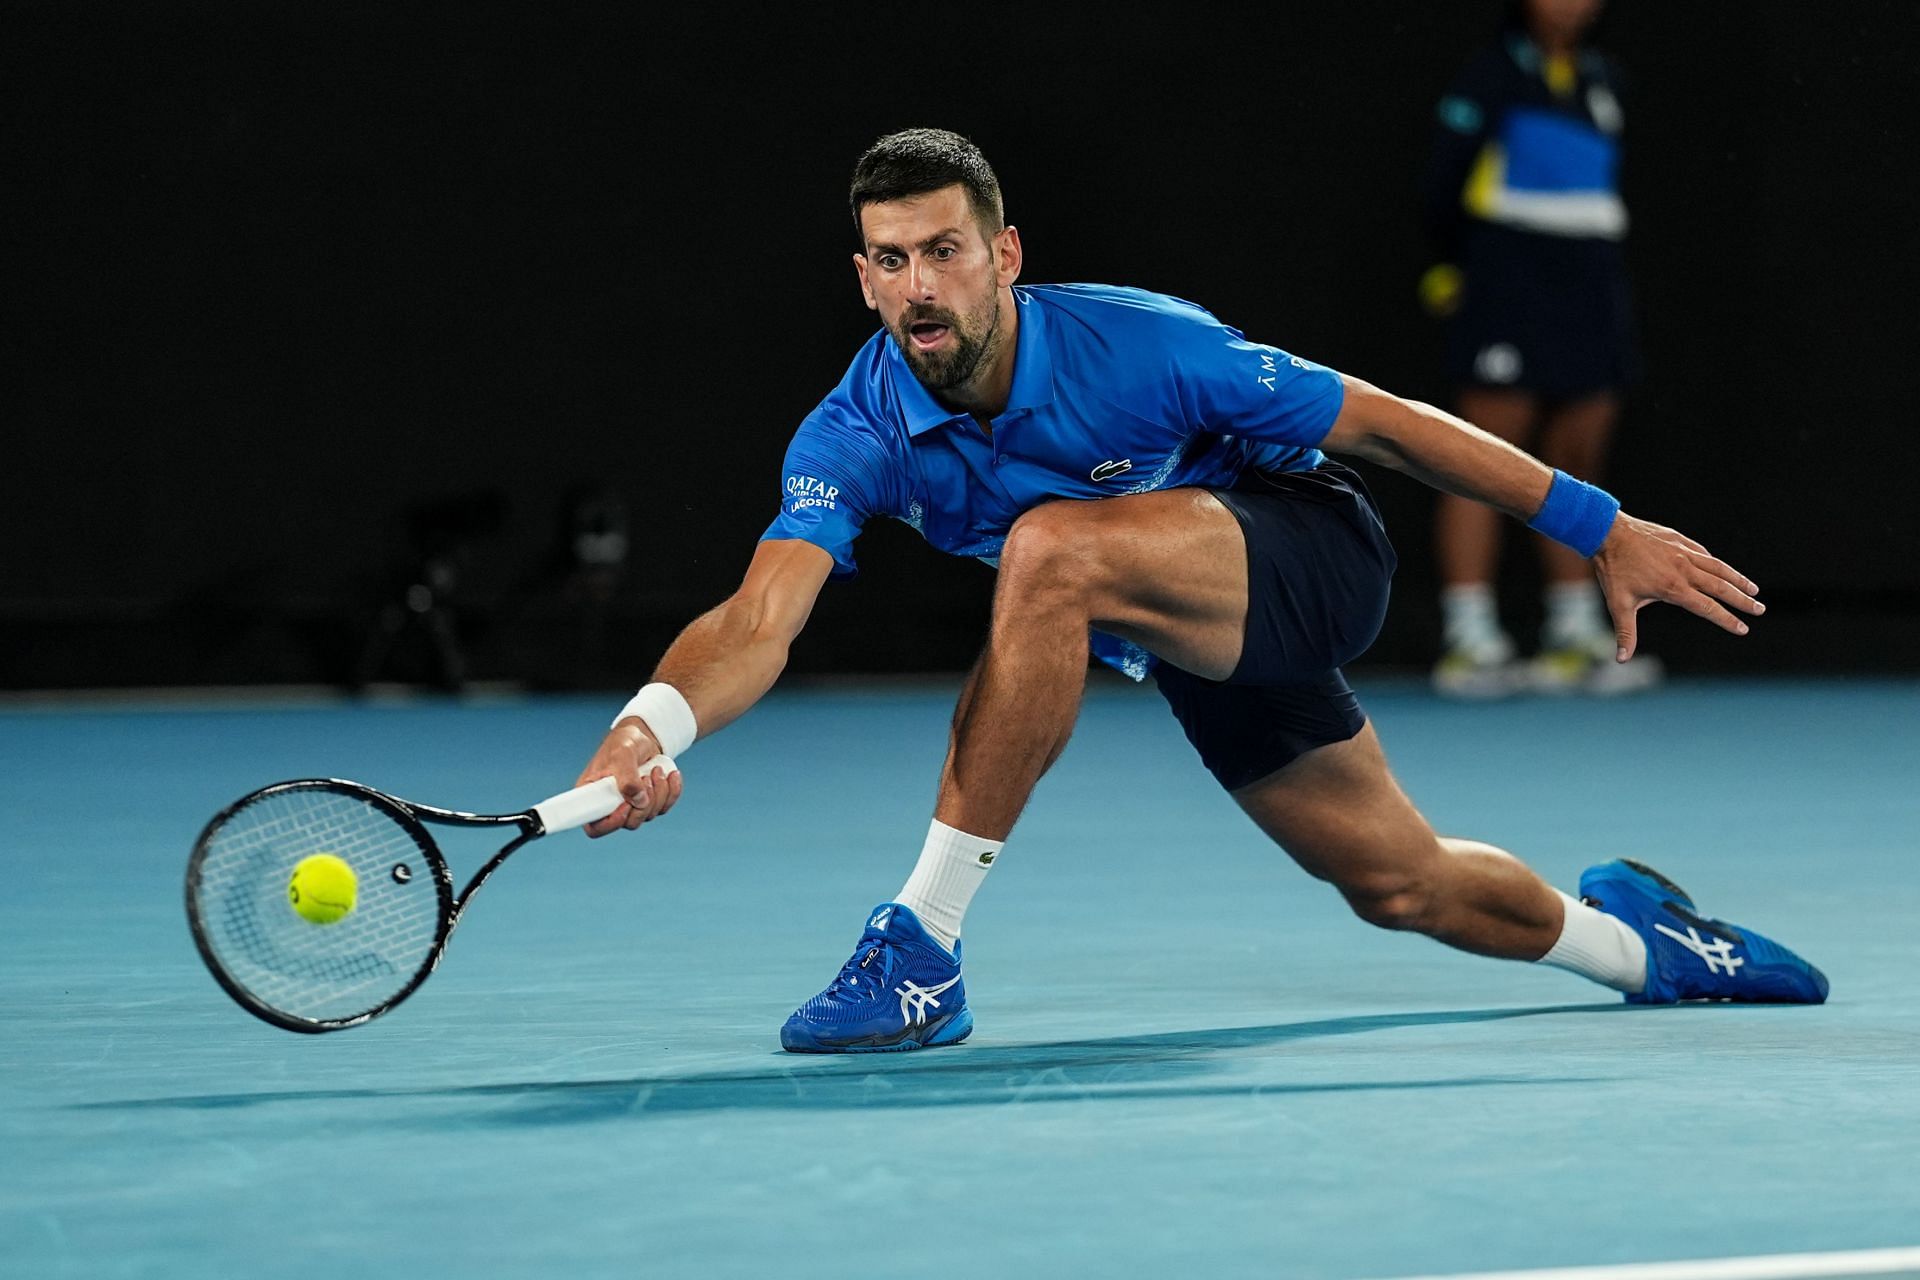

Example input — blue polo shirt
[764,283,1346,677]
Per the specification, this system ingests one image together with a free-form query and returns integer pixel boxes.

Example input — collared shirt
[763,283,1345,677]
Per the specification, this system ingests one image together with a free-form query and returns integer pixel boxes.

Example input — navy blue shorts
[1447,225,1639,398]
[1153,462,1396,792]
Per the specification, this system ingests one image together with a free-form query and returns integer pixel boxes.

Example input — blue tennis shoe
[781,903,974,1053]
[1579,858,1829,1005]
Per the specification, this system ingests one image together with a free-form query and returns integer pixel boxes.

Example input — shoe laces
[830,932,896,999]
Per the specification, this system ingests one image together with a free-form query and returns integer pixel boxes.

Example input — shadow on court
[77,1003,1620,1126]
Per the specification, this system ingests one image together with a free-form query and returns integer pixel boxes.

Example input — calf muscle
[1233,726,1564,960]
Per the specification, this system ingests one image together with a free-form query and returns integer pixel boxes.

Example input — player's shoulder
[1025,282,1228,343]
[804,331,905,436]
[787,331,914,471]
[1024,283,1282,402]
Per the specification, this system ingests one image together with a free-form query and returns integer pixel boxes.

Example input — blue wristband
[1527,470,1620,558]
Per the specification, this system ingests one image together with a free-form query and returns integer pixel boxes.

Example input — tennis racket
[184,761,672,1033]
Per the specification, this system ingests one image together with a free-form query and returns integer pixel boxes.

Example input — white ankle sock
[1441,583,1509,656]
[895,820,1002,954]
[1539,889,1647,993]
[1543,580,1608,648]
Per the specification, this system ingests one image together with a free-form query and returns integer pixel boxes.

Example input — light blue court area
[3,679,1918,1279]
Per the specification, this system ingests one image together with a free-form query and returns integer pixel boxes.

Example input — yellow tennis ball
[288,854,358,925]
[1418,262,1465,317]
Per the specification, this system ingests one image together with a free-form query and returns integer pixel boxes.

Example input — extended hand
[1592,513,1764,662]
[576,722,685,838]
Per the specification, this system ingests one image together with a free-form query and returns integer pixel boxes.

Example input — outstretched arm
[1320,375,1764,661]
[575,537,834,837]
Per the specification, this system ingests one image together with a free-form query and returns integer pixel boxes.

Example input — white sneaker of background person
[1433,581,1523,698]
[1531,579,1663,695]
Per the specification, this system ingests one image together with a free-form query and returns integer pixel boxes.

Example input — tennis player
[575,129,1826,1053]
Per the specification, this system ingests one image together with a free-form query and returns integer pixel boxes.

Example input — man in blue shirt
[576,129,1824,1052]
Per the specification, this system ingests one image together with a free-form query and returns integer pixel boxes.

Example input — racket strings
[193,788,444,1023]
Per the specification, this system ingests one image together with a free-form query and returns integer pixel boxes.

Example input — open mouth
[907,320,952,351]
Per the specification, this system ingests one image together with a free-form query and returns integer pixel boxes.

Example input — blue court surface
[4,678,1917,1279]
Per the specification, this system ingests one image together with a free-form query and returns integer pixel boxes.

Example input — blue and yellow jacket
[1424,30,1627,253]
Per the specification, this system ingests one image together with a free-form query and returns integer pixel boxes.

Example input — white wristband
[611,683,698,757]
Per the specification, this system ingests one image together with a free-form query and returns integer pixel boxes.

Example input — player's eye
[931,245,956,261]
[878,254,904,270]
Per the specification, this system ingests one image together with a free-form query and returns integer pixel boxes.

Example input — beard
[891,291,1001,392]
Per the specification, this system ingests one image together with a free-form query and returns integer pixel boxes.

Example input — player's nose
[908,255,935,300]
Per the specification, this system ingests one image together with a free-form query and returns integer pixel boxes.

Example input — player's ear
[994,225,1022,288]
[853,254,877,311]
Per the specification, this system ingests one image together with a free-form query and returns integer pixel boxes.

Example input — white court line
[1384,1247,1920,1280]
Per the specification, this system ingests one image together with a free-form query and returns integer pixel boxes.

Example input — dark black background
[7,2,1918,688]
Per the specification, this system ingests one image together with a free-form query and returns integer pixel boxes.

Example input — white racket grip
[532,755,679,834]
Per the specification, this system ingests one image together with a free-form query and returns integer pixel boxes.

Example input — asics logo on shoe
[868,907,894,932]
[895,974,962,1027]
[1654,922,1745,976]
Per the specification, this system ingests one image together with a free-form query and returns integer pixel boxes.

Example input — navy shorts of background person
[575,128,1823,1054]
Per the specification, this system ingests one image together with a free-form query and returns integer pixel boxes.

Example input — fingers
[1686,549,1759,599]
[1608,595,1639,662]
[624,764,679,815]
[1676,588,1752,637]
[1601,516,1765,656]
[577,780,650,837]
[600,763,684,835]
[578,772,646,836]
[614,776,660,827]
[652,765,684,817]
[576,728,684,839]
[1691,564,1765,617]
[1666,562,1760,636]
[1636,518,1761,597]
[584,805,629,839]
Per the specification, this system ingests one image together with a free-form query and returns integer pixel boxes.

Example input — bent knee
[999,502,1109,602]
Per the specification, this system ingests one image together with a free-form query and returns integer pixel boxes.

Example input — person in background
[1421,0,1658,697]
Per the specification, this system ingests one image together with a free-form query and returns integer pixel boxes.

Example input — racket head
[185,779,456,1033]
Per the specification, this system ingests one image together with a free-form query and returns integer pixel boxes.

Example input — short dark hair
[849,128,1004,241]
